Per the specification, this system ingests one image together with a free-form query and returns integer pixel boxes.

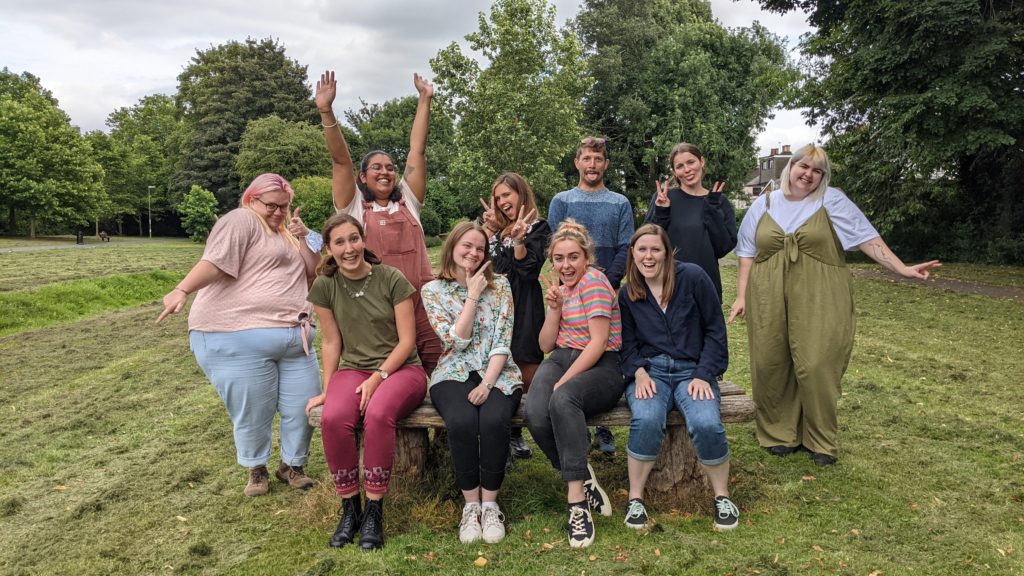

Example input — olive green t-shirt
[308,264,420,370]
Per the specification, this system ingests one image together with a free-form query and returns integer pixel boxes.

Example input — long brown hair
[490,172,539,239]
[317,213,381,277]
[624,224,676,307]
[666,142,705,190]
[436,221,494,288]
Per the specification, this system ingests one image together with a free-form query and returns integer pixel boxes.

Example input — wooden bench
[308,381,754,503]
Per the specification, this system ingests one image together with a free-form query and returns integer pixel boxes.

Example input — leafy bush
[291,176,334,235]
[178,185,218,242]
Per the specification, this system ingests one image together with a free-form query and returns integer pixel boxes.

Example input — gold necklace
[341,268,373,298]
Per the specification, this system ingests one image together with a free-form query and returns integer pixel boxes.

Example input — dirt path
[718,258,1024,301]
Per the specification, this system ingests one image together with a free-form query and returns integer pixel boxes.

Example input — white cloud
[1,0,814,153]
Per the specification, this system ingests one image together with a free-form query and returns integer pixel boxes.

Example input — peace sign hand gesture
[654,178,670,207]
[509,205,537,241]
[479,197,500,232]
[539,269,563,312]
[315,70,337,112]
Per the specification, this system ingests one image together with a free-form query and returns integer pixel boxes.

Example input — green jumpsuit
[747,193,855,458]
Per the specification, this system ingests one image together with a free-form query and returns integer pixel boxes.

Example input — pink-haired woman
[157,173,324,497]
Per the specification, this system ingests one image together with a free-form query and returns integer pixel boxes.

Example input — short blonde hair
[780,144,831,198]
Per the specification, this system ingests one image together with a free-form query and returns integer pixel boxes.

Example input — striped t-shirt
[556,268,622,351]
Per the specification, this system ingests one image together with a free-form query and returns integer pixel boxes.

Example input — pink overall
[362,199,442,375]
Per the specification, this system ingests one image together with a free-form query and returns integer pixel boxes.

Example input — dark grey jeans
[525,348,625,481]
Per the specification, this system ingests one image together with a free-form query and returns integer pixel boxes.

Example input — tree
[0,69,105,237]
[758,0,1024,262]
[344,95,456,180]
[175,38,314,209]
[235,115,331,186]
[290,176,333,236]
[574,0,796,209]
[430,0,592,214]
[178,185,219,242]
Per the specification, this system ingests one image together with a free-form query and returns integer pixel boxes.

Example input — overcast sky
[1,0,819,156]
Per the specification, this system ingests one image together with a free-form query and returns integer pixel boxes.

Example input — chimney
[770,147,779,156]
[782,144,791,154]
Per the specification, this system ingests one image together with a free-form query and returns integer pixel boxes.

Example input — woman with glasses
[316,69,442,375]
[156,173,323,497]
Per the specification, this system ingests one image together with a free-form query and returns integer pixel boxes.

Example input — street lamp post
[148,185,155,239]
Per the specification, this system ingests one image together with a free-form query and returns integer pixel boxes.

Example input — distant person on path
[525,220,625,549]
[421,222,523,545]
[729,144,941,465]
[316,69,442,375]
[479,172,551,461]
[306,214,427,551]
[618,224,737,532]
[547,136,634,456]
[156,173,322,497]
[645,142,737,299]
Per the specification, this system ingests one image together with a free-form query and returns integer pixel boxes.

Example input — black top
[618,260,728,384]
[645,189,737,298]
[488,219,552,364]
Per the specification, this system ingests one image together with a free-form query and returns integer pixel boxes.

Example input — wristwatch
[376,368,389,380]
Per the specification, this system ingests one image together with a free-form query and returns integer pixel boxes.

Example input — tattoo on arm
[869,241,891,263]
[403,165,415,179]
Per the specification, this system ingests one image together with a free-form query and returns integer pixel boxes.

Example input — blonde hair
[780,143,831,198]
[437,221,494,288]
[624,224,676,307]
[490,172,539,239]
[240,173,301,249]
[547,219,597,267]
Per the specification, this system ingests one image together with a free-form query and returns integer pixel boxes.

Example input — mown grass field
[0,238,1021,575]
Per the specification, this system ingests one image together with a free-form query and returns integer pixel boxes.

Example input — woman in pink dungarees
[315,69,441,374]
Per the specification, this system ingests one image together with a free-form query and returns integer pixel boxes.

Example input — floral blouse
[420,275,522,395]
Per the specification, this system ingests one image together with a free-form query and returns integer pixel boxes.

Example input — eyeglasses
[253,198,290,213]
[580,137,606,147]
[367,163,397,173]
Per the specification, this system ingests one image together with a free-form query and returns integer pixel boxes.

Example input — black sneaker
[509,434,533,459]
[623,498,649,530]
[567,503,595,548]
[594,426,616,454]
[810,452,837,466]
[713,496,739,532]
[583,463,612,516]
[766,445,799,457]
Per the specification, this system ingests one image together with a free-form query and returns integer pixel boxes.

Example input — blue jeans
[625,355,729,465]
[190,327,321,468]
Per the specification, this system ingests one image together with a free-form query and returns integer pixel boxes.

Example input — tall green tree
[344,95,456,180]
[574,0,796,208]
[430,0,591,213]
[759,0,1024,262]
[234,115,331,185]
[174,38,314,209]
[0,69,105,237]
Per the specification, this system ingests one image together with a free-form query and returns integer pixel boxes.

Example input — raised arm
[858,236,941,279]
[404,73,433,203]
[316,70,357,212]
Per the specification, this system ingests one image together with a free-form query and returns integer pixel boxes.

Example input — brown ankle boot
[276,462,315,490]
[244,465,270,497]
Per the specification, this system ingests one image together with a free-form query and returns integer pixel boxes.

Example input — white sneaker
[567,503,595,548]
[584,463,612,516]
[480,504,506,543]
[459,502,482,543]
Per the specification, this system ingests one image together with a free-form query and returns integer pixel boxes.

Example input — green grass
[0,245,1021,575]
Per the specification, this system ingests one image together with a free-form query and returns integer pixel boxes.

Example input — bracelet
[318,108,333,114]
[173,287,189,296]
[321,119,338,128]
[466,296,479,303]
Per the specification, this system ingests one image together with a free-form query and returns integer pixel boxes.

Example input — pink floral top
[421,275,523,395]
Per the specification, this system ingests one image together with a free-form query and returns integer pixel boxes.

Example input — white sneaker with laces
[459,502,482,543]
[584,463,612,516]
[481,504,506,543]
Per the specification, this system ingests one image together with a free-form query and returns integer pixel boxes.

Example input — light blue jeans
[625,355,729,465]
[190,327,321,468]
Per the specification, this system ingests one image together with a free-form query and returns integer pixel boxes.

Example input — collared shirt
[421,275,522,395]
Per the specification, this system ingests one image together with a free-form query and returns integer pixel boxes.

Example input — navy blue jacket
[618,261,728,384]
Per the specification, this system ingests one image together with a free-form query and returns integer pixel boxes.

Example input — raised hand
[287,206,308,238]
[413,72,434,99]
[315,70,337,112]
[479,197,500,232]
[509,205,537,241]
[466,261,491,301]
[539,269,564,311]
[654,178,670,207]
[711,180,727,194]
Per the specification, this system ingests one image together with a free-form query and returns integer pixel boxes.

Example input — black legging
[429,375,522,491]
